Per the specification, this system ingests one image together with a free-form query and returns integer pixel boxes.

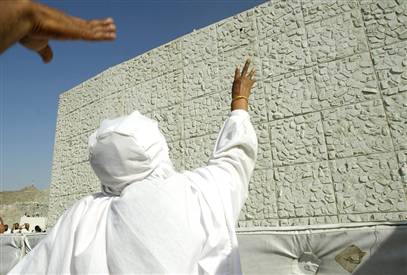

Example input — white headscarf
[88,111,175,196]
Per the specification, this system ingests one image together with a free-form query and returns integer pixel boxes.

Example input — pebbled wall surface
[48,0,407,227]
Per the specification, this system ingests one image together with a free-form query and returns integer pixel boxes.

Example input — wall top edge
[58,1,269,99]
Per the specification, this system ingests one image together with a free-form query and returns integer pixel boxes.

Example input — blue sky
[1,0,265,191]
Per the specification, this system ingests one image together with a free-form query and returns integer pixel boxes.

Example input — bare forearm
[0,0,32,53]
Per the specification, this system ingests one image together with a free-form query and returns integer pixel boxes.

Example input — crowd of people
[0,217,45,235]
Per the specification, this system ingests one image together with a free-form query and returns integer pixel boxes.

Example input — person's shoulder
[64,193,103,213]
[76,193,99,204]
[53,192,107,225]
[145,172,187,191]
[179,168,218,193]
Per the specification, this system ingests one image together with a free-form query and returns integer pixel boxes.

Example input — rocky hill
[0,185,49,226]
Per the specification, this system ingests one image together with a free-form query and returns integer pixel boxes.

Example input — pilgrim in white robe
[9,109,257,275]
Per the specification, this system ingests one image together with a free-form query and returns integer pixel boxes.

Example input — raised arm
[187,59,258,224]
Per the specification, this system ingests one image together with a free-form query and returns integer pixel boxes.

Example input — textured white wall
[48,0,407,227]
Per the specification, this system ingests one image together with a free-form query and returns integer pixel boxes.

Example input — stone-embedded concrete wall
[48,0,407,227]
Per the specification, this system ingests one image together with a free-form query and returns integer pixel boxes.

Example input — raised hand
[231,59,256,111]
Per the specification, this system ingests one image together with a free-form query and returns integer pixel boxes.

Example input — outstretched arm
[188,59,257,223]
[0,0,116,63]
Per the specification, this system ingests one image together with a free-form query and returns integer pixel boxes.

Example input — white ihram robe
[9,109,257,274]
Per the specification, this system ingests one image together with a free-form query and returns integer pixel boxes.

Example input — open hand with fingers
[231,59,256,111]
[0,0,116,63]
